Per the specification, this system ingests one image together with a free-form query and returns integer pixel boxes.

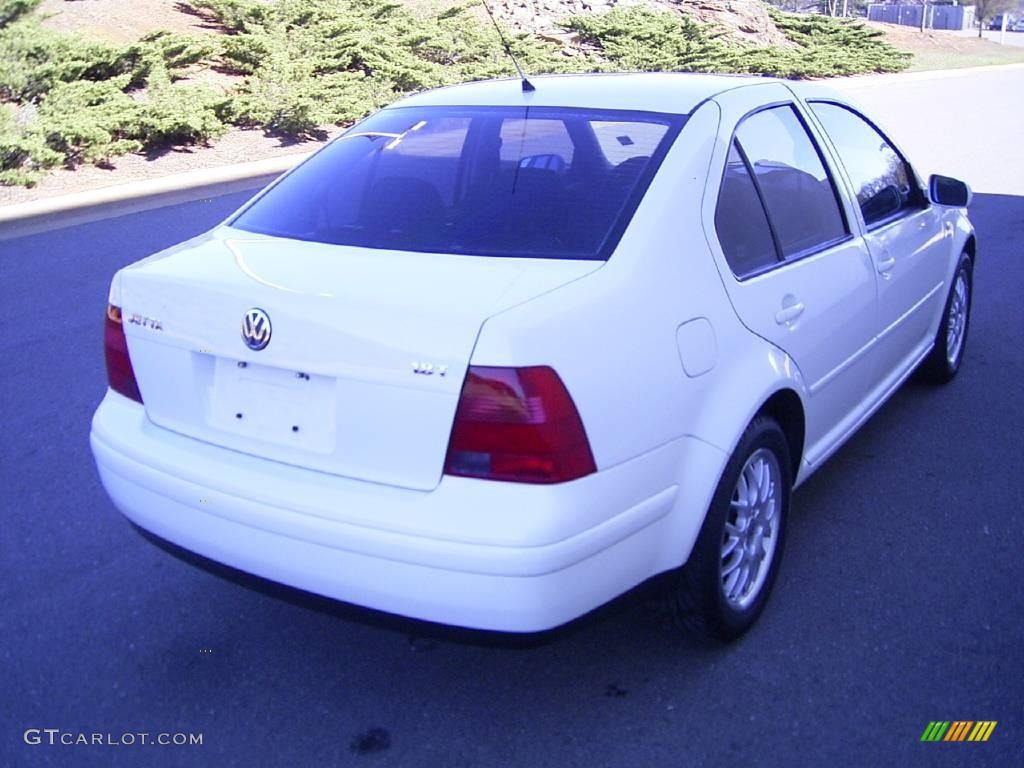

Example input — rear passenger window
[734,105,847,259]
[715,141,778,277]
[808,101,925,227]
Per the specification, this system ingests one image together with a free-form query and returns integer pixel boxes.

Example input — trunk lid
[117,228,600,490]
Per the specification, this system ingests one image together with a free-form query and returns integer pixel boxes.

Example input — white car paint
[116,232,601,490]
[90,73,974,632]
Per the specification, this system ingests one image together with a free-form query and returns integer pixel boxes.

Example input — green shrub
[0,16,227,183]
[0,16,143,101]
[561,6,910,78]
[33,77,142,165]
[137,30,220,80]
[193,0,575,135]
[564,8,735,73]
[763,10,911,75]
[132,60,227,145]
[0,0,41,28]
[0,104,61,185]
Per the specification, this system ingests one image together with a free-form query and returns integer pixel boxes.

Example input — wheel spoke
[722,535,740,558]
[722,548,743,577]
[723,564,742,598]
[728,563,748,600]
[755,460,768,503]
[753,538,766,563]
[736,474,749,510]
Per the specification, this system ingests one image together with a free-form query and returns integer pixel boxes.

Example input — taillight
[104,304,143,403]
[444,366,596,484]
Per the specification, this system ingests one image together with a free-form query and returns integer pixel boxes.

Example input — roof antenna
[479,0,536,92]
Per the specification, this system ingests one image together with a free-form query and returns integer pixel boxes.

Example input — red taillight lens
[104,304,143,403]
[444,366,596,484]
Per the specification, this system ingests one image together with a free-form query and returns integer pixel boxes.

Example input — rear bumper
[90,391,723,631]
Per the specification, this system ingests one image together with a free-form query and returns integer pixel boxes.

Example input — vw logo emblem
[241,308,272,351]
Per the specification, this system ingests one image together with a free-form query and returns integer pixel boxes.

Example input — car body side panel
[698,83,888,471]
[792,92,956,385]
[785,86,973,466]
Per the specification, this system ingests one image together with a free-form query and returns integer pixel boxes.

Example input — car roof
[387,72,783,115]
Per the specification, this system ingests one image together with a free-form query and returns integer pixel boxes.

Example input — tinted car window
[809,101,925,227]
[383,116,470,207]
[231,106,683,260]
[715,141,778,277]
[499,118,574,168]
[591,121,671,166]
[735,105,847,259]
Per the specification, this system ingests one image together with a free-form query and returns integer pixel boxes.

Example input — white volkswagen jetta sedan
[91,73,974,640]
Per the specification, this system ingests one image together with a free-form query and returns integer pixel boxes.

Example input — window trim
[717,101,854,281]
[732,138,785,265]
[805,99,930,234]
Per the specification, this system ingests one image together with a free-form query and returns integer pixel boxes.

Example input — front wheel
[919,253,972,384]
[669,417,791,641]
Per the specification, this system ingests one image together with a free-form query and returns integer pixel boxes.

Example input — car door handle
[877,255,896,274]
[775,301,805,325]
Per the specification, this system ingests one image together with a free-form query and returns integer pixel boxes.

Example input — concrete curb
[0,152,310,241]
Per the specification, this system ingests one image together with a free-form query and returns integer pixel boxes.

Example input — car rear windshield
[230,106,684,260]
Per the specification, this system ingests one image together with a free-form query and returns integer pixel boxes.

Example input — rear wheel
[670,417,791,641]
[919,253,972,384]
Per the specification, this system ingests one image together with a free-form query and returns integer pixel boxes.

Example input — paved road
[832,65,1024,196]
[2,73,1023,767]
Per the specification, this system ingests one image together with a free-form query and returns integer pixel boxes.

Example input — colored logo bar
[921,721,997,742]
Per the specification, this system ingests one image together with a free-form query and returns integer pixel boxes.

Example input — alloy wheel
[946,270,969,367]
[720,448,782,610]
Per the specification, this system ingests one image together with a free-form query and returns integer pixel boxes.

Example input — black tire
[669,417,791,642]
[919,253,973,384]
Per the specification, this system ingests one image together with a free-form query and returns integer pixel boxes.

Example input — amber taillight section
[104,304,143,403]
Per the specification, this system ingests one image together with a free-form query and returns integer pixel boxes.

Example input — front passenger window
[809,101,925,228]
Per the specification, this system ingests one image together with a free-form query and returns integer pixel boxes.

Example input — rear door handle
[877,254,896,274]
[775,301,805,325]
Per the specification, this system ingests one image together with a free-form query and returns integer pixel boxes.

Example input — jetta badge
[241,308,272,351]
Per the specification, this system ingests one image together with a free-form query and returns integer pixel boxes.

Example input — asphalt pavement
[2,81,1024,767]
[831,64,1024,197]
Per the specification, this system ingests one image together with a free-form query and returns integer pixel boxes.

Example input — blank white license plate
[210,358,336,454]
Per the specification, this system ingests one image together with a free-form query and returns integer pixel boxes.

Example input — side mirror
[862,184,902,223]
[929,174,972,207]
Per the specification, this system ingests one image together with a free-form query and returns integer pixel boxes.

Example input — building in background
[867,2,976,29]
